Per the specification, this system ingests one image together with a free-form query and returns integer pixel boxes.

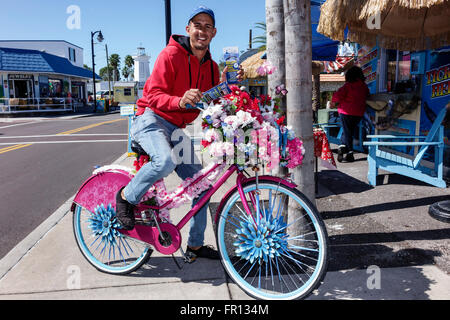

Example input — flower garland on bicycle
[200,84,305,170]
[132,84,306,224]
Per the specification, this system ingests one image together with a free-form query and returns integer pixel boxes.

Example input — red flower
[201,140,211,148]
[276,115,286,126]
[236,91,252,110]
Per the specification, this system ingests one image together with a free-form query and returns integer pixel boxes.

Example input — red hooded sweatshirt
[135,35,220,128]
[332,79,370,117]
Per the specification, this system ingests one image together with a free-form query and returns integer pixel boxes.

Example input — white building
[0,40,84,68]
[133,47,150,95]
[0,41,99,114]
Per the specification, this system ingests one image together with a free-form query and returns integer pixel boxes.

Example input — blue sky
[0,0,266,74]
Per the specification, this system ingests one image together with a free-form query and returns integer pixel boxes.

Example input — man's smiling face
[186,13,216,51]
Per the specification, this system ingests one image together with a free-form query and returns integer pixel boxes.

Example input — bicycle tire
[73,203,152,275]
[216,179,329,300]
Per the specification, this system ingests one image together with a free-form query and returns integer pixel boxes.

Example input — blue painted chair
[363,107,447,188]
[315,120,368,152]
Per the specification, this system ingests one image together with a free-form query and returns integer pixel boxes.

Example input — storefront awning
[311,0,344,61]
[0,47,101,80]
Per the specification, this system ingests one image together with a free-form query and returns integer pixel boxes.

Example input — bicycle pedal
[183,252,197,264]
[179,248,197,264]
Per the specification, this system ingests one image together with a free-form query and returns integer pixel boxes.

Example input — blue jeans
[123,109,208,247]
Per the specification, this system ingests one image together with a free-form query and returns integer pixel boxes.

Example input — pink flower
[286,137,305,168]
[256,61,276,76]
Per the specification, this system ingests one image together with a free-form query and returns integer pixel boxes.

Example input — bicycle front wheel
[216,179,329,300]
[73,203,152,275]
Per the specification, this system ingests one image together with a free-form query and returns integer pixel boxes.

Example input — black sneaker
[115,187,135,230]
[186,245,220,260]
[344,152,355,162]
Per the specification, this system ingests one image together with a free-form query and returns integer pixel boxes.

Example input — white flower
[235,110,256,128]
[224,115,239,130]
[203,128,220,142]
[222,123,235,138]
[202,104,224,120]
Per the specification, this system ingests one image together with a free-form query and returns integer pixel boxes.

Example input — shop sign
[120,105,135,116]
[425,63,449,99]
[420,47,450,170]
[8,74,33,80]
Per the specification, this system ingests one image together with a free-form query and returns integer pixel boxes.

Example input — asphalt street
[0,113,127,259]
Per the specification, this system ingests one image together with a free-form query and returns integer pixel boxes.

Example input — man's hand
[237,66,245,81]
[179,89,203,109]
[220,66,245,84]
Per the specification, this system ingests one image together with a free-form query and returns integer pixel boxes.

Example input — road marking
[0,118,126,154]
[0,133,127,139]
[0,140,127,145]
[0,144,33,154]
[0,122,40,130]
[57,119,124,135]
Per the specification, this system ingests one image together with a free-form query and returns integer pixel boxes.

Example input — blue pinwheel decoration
[88,203,123,249]
[233,209,288,264]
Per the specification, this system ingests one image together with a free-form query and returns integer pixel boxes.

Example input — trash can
[96,99,105,112]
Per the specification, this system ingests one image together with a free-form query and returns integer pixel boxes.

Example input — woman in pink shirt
[332,66,370,162]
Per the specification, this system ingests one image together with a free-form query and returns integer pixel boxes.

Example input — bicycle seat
[131,141,148,157]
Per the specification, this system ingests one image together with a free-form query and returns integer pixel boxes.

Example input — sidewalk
[0,137,449,300]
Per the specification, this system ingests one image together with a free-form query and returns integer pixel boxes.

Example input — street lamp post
[165,0,172,44]
[91,30,104,112]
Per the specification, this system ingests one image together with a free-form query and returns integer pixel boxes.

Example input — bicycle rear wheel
[216,179,329,300]
[73,203,152,275]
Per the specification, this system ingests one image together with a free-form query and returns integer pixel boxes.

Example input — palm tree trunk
[266,0,285,112]
[284,0,315,204]
[266,0,287,177]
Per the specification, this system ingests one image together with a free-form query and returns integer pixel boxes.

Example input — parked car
[96,90,114,100]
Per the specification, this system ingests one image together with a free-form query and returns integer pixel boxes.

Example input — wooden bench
[363,107,447,188]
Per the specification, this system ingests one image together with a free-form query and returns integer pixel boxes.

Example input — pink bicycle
[72,143,329,300]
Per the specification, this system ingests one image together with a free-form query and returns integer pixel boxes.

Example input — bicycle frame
[72,161,297,254]
[135,162,297,232]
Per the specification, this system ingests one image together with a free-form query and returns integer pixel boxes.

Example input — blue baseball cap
[188,5,215,26]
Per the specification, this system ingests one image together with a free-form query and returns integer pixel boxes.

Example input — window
[124,88,132,96]
[382,49,413,93]
[68,48,76,62]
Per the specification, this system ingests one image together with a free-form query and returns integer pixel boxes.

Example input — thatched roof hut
[318,0,450,50]
[241,51,326,79]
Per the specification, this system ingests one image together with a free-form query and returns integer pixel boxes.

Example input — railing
[0,98,78,113]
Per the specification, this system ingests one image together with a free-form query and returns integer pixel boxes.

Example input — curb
[0,152,129,281]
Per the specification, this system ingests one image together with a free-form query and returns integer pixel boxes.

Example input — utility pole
[105,44,112,106]
[91,30,103,112]
[165,0,172,44]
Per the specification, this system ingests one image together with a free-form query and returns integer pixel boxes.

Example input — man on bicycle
[116,5,242,260]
